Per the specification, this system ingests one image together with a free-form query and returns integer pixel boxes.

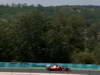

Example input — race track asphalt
[0,68,100,75]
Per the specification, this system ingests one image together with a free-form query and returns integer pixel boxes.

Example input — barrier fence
[0,62,100,69]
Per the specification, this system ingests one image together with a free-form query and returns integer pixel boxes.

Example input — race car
[46,65,70,71]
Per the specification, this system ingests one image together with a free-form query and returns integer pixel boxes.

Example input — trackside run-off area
[0,72,86,75]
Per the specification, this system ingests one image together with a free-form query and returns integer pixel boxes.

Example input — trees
[14,10,50,62]
[71,51,96,64]
[0,5,100,63]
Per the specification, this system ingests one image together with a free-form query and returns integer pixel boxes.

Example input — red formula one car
[46,65,70,71]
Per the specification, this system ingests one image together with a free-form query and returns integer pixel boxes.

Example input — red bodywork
[46,65,70,71]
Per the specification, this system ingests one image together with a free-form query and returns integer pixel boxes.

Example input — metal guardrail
[0,62,100,69]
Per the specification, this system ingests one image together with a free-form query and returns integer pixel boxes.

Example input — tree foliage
[0,4,99,64]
